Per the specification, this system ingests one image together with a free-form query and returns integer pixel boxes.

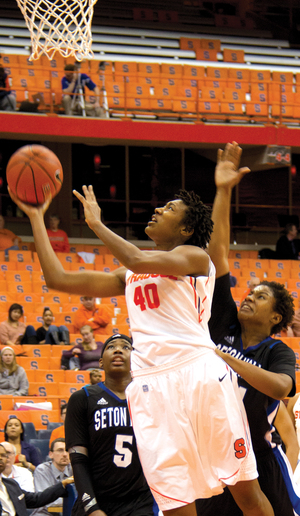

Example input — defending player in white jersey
[8,142,274,516]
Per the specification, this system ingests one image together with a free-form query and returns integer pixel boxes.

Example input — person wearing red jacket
[73,297,110,334]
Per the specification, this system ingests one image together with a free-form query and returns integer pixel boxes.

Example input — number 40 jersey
[125,261,216,371]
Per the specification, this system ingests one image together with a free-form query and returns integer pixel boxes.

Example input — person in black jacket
[0,444,73,516]
[0,67,16,111]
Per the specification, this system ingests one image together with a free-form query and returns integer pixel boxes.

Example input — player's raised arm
[73,186,211,277]
[208,142,250,278]
[8,187,126,297]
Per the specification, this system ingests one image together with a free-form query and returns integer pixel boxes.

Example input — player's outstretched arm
[215,347,293,400]
[274,401,299,472]
[8,186,126,298]
[208,142,250,278]
[74,186,209,277]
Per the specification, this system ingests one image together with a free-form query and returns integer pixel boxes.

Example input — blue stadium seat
[29,439,50,463]
[37,429,52,440]
[23,423,37,441]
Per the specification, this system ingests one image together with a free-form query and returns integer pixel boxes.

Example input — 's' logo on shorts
[142,385,149,392]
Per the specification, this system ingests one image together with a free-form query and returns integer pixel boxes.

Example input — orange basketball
[6,144,63,205]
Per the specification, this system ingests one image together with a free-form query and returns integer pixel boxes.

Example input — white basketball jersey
[125,259,216,370]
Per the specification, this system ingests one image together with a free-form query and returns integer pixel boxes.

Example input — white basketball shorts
[126,349,257,512]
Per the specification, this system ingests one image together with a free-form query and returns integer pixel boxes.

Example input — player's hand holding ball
[6,144,63,218]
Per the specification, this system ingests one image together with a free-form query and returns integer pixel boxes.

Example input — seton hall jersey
[65,383,151,503]
[125,259,216,370]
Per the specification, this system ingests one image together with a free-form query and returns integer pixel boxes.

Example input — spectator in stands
[0,66,16,111]
[61,325,104,370]
[32,438,73,516]
[89,368,102,385]
[1,441,34,492]
[4,416,41,472]
[286,306,300,337]
[36,307,70,345]
[46,214,70,253]
[73,296,110,334]
[0,303,37,345]
[49,404,67,447]
[0,215,21,256]
[0,347,29,396]
[0,443,73,516]
[276,223,300,260]
[61,64,102,117]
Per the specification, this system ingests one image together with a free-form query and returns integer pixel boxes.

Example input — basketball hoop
[16,0,98,61]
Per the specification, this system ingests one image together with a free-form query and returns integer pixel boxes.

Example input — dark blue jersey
[209,273,296,457]
[65,382,153,505]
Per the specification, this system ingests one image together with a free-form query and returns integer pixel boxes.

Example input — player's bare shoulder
[176,245,210,277]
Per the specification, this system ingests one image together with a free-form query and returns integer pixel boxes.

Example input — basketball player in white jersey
[287,392,300,484]
[8,142,274,516]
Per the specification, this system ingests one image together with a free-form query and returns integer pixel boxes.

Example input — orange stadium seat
[290,270,300,279]
[272,71,294,84]
[240,268,265,280]
[201,39,221,51]
[223,88,246,102]
[228,250,251,259]
[246,102,269,117]
[201,87,223,101]
[0,301,7,312]
[51,344,71,357]
[173,99,197,114]
[49,356,62,369]
[250,70,271,83]
[0,262,18,272]
[0,252,6,262]
[6,271,32,283]
[8,250,32,263]
[115,313,130,326]
[137,63,160,84]
[69,333,83,345]
[100,296,126,307]
[269,260,292,271]
[35,370,65,383]
[43,292,70,304]
[17,293,42,305]
[287,279,300,290]
[30,409,60,430]
[195,49,218,61]
[6,281,32,294]
[27,382,59,396]
[180,37,201,50]
[65,370,90,384]
[31,281,49,295]
[150,97,173,111]
[53,312,73,326]
[223,49,244,63]
[247,259,269,271]
[58,383,82,397]
[161,64,183,79]
[17,357,50,369]
[114,62,138,79]
[220,102,244,116]
[109,324,131,337]
[16,261,41,272]
[22,345,52,358]
[0,397,15,411]
[183,65,205,80]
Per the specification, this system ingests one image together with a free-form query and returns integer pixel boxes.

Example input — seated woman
[36,307,69,345]
[0,346,29,396]
[0,303,37,345]
[62,325,104,370]
[4,416,41,472]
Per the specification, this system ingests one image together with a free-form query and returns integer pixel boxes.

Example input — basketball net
[15,0,98,61]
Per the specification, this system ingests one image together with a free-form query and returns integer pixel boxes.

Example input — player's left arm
[74,186,209,277]
[215,348,293,400]
[274,401,299,472]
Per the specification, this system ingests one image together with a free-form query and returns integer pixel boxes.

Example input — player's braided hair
[175,190,214,249]
[260,280,295,335]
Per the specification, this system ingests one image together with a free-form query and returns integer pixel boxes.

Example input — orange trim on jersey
[150,486,190,505]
